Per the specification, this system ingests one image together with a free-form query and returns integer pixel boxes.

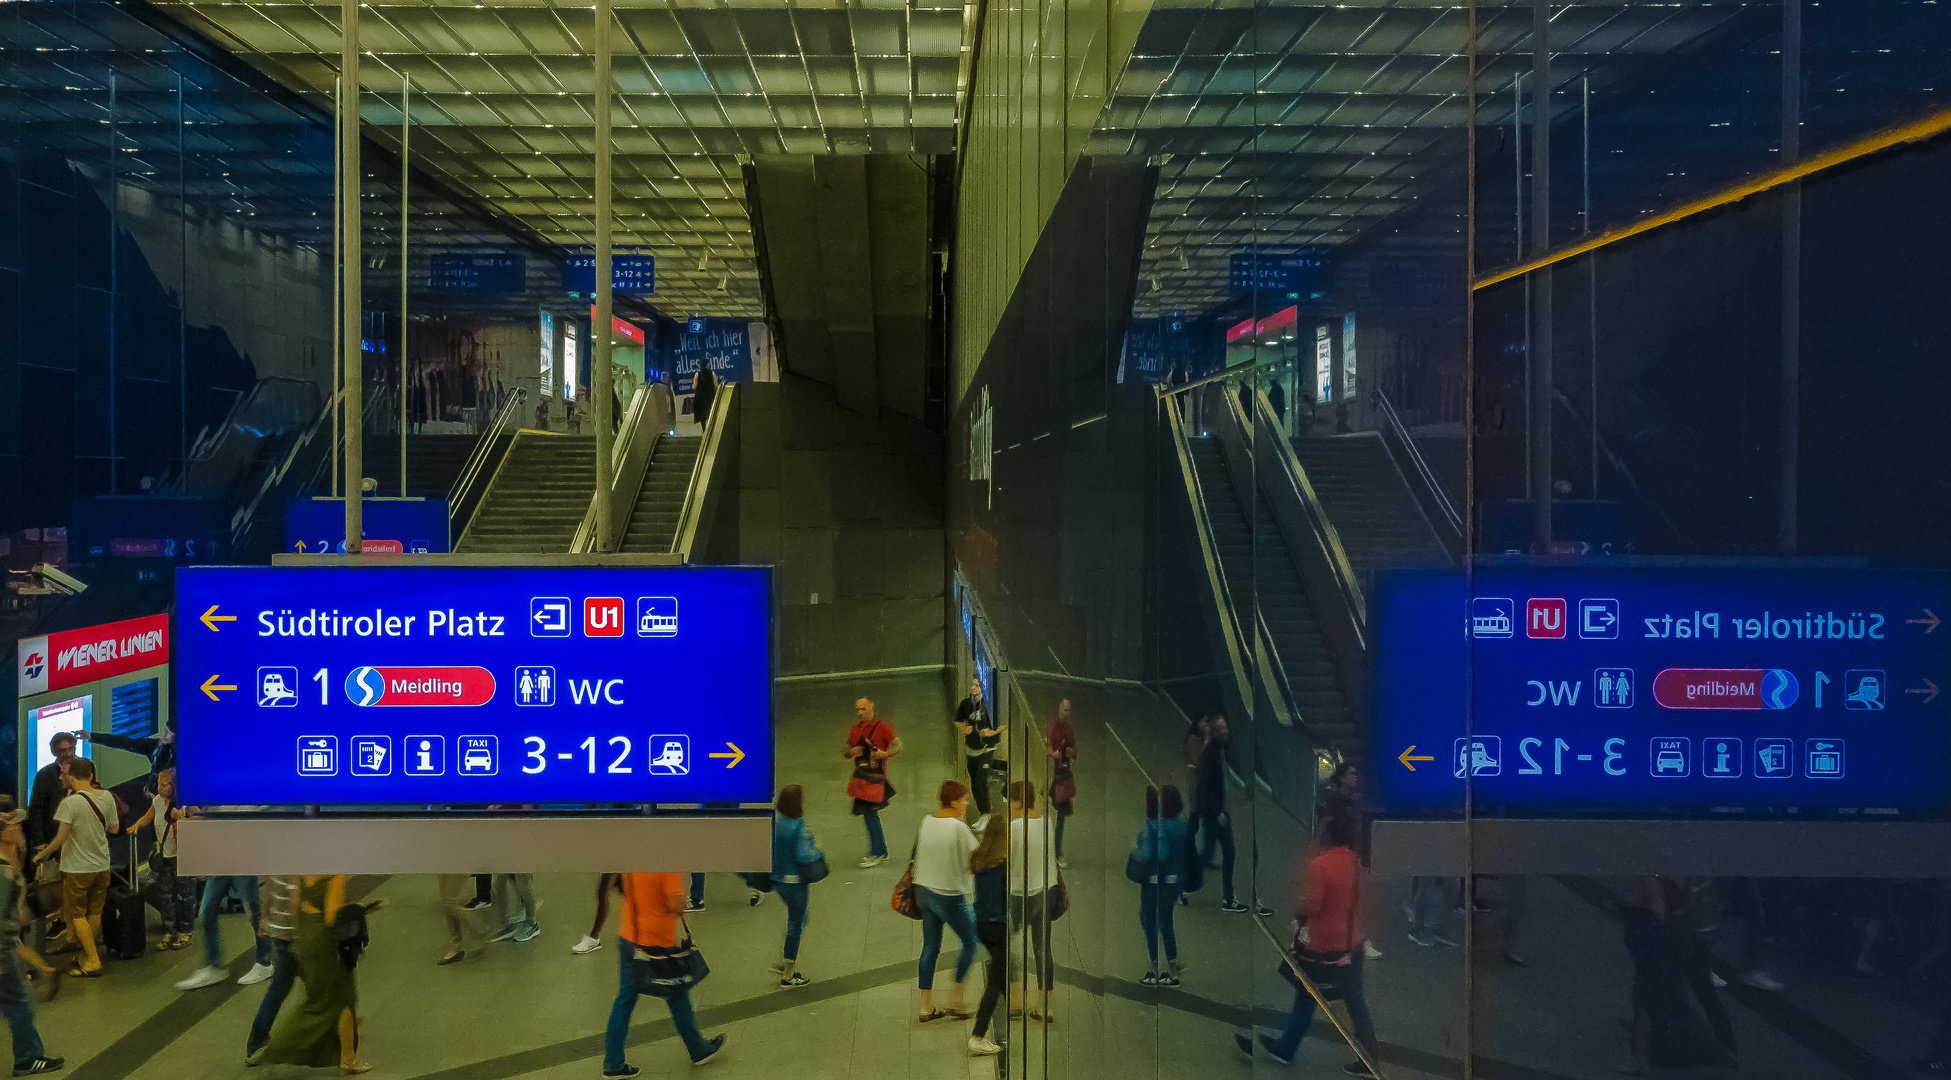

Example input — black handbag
[1125,851,1153,885]
[800,853,831,885]
[631,919,711,998]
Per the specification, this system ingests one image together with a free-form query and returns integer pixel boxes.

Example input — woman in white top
[912,780,979,1023]
[1006,780,1056,1020]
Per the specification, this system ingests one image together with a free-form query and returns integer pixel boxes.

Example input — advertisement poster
[538,311,554,396]
[1342,312,1358,400]
[28,696,92,775]
[562,321,579,402]
[1315,323,1333,403]
[671,317,753,390]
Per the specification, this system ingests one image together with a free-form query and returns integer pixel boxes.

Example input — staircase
[618,436,702,553]
[455,434,596,553]
[1187,439,1358,752]
[356,434,488,500]
[1290,434,1451,579]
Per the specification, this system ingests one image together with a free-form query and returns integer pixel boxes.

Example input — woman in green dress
[259,875,369,1074]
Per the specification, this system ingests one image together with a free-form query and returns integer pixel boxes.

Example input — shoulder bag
[795,819,830,884]
[890,831,922,920]
[1125,824,1157,885]
[847,721,897,806]
[1047,868,1070,922]
[631,917,712,998]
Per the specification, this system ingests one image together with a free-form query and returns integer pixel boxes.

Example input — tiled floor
[30,671,1933,1080]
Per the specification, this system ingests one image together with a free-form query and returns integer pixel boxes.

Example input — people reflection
[1235,812,1377,1074]
[1006,780,1056,1020]
[1047,700,1078,869]
[1134,785,1186,986]
[956,679,1000,816]
[1621,876,1737,1073]
[1188,715,1268,915]
[968,813,1009,1056]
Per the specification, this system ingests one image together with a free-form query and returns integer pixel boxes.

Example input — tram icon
[1470,598,1515,639]
[636,597,679,637]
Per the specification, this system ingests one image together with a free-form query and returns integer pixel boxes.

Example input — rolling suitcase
[103,832,146,961]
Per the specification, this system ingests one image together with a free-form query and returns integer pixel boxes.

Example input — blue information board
[562,254,655,296]
[429,253,527,294]
[284,498,450,555]
[175,566,772,807]
[1228,248,1331,299]
[1375,568,1950,815]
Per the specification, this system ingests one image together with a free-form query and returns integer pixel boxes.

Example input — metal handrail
[671,384,737,558]
[1370,387,1464,539]
[445,386,526,530]
[1160,391,1258,719]
[230,385,347,539]
[570,385,658,553]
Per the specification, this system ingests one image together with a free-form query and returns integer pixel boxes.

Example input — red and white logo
[1526,598,1567,639]
[583,597,625,638]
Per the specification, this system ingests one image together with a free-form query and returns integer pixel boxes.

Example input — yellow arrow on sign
[1398,745,1435,771]
[200,674,236,702]
[200,604,236,632]
[708,742,746,768]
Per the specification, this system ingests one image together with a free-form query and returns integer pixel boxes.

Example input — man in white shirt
[33,758,118,977]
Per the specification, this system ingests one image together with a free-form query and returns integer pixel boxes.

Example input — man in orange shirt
[603,872,725,1075]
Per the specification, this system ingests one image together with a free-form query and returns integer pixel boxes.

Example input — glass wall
[952,2,1951,1079]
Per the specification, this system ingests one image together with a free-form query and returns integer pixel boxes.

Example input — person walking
[0,811,60,1075]
[1006,780,1056,1020]
[129,769,193,949]
[178,868,272,990]
[572,874,623,956]
[1046,701,1078,869]
[968,814,1009,1057]
[770,785,824,987]
[255,875,369,1074]
[489,873,541,943]
[1188,715,1269,915]
[245,875,302,1063]
[1235,813,1378,1074]
[32,759,117,978]
[957,679,1000,816]
[1135,785,1188,986]
[913,781,979,1024]
[436,874,484,965]
[691,366,717,427]
[843,698,901,868]
[602,872,726,1075]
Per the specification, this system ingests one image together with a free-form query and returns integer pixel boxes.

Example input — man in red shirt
[842,698,902,868]
[1235,813,1379,1074]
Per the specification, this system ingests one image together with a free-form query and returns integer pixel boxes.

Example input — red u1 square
[583,597,625,637]
[1526,598,1567,639]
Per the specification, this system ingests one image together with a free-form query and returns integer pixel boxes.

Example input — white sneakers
[237,962,275,986]
[969,1036,1001,1056]
[571,935,604,955]
[176,966,227,990]
[857,855,887,869]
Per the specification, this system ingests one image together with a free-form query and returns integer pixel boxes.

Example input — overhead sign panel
[562,254,655,297]
[1376,568,1949,816]
[429,253,527,294]
[175,566,772,806]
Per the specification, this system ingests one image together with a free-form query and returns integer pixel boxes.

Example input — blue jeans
[1192,812,1236,903]
[690,873,705,906]
[200,875,268,969]
[1266,952,1376,1061]
[862,810,887,859]
[1140,884,1181,968]
[245,938,298,1055]
[777,882,809,961]
[917,888,977,989]
[605,940,710,1069]
[0,961,44,1066]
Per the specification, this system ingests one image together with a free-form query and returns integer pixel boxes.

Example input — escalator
[1290,434,1452,578]
[617,437,702,553]
[454,433,596,553]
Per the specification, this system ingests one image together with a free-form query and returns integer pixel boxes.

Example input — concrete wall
[728,373,946,675]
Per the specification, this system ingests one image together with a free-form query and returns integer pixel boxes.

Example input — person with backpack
[31,758,118,978]
[770,785,825,987]
[1132,785,1188,986]
[1235,812,1378,1074]
[603,872,726,1075]
[255,875,369,1074]
[842,698,901,868]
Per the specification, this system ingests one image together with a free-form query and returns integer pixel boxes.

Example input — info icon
[1703,738,1743,778]
[404,735,446,777]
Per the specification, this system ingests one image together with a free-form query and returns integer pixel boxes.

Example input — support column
[592,0,616,552]
[1779,0,1802,554]
[341,0,362,553]
[400,72,410,498]
[1529,0,1554,552]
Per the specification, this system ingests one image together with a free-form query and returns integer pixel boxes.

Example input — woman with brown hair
[967,813,1010,1056]
[770,784,825,987]
[912,780,979,1023]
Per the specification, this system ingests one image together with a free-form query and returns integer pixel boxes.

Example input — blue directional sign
[1376,568,1950,815]
[175,565,771,806]
[429,253,527,294]
[562,253,655,296]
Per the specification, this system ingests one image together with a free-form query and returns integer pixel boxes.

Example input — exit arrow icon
[1398,745,1435,771]
[1910,610,1941,634]
[708,742,746,768]
[1908,679,1940,705]
[200,674,236,702]
[200,604,235,632]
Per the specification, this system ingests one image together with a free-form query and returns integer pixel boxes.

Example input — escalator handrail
[229,384,347,544]
[1160,391,1259,722]
[1370,387,1465,540]
[1239,388,1368,647]
[671,384,737,559]
[570,384,665,553]
[445,386,526,529]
